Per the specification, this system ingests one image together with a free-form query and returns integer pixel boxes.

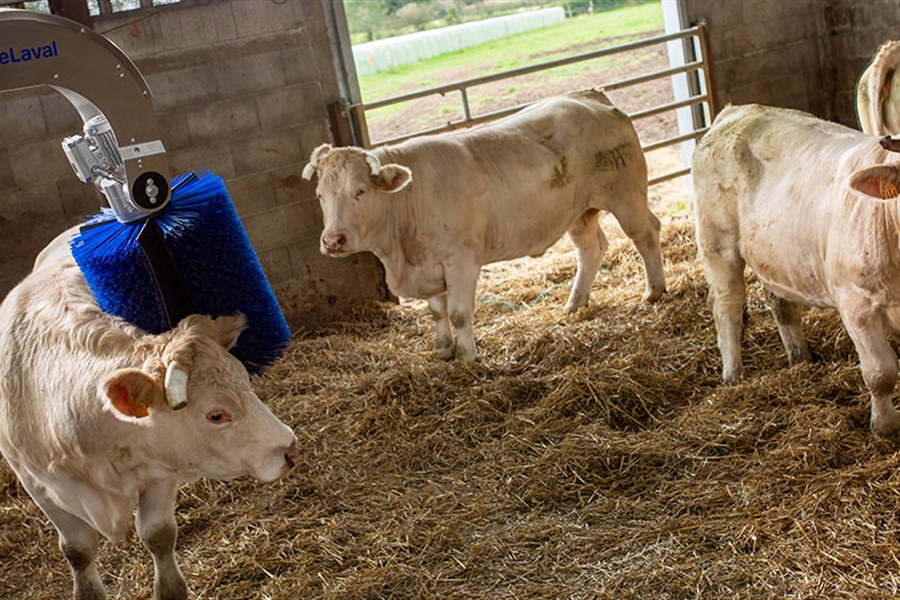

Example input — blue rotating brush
[71,169,291,374]
[2,10,290,374]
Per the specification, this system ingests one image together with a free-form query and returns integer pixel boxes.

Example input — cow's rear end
[693,102,900,441]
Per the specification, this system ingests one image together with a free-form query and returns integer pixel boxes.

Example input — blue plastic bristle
[70,170,291,374]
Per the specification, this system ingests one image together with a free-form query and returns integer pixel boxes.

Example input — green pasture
[358,0,664,111]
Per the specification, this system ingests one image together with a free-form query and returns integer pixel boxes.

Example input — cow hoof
[563,301,583,313]
[643,285,666,303]
[786,347,813,365]
[455,348,477,363]
[564,293,589,313]
[722,369,743,386]
[433,346,454,360]
[872,427,900,445]
[871,419,900,444]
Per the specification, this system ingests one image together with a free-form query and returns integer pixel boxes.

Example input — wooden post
[48,0,92,28]
[327,101,356,148]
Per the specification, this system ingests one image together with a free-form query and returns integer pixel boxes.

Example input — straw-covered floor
[4,175,900,599]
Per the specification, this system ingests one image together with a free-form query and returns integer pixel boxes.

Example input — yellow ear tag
[880,179,899,199]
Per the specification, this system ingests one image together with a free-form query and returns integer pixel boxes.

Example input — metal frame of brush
[0,10,192,327]
[0,9,292,374]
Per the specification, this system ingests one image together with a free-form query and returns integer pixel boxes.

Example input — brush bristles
[71,170,291,373]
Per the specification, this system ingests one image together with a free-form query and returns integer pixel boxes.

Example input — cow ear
[101,369,162,422]
[849,165,900,199]
[374,164,412,193]
[213,313,248,350]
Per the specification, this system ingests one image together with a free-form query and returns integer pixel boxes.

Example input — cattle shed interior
[7,1,900,599]
[0,0,896,318]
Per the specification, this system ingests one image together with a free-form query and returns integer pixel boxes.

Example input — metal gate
[343,23,716,187]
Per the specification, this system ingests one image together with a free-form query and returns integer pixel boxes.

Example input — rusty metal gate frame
[345,23,716,187]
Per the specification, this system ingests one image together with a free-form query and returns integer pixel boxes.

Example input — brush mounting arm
[0,9,170,222]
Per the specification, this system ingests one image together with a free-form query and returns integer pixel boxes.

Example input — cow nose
[322,232,346,253]
[284,439,299,469]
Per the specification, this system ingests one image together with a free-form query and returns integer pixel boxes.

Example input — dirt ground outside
[5,23,900,600]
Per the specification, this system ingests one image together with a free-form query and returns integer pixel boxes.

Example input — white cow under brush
[693,102,900,442]
[857,40,900,135]
[0,228,299,600]
[302,88,666,362]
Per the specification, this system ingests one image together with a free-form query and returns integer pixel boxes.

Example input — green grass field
[358,1,664,103]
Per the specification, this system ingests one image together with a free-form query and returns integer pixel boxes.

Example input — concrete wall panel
[0,0,385,315]
[681,0,900,127]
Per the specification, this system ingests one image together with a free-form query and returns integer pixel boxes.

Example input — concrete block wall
[680,0,825,117]
[821,0,900,127]
[681,0,900,127]
[0,0,386,321]
[0,89,99,296]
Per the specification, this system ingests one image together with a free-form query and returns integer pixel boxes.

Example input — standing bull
[302,88,665,362]
[0,228,299,599]
[693,102,900,441]
[857,40,900,135]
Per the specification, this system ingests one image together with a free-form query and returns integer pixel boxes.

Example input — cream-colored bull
[0,227,299,599]
[303,88,665,362]
[693,103,900,441]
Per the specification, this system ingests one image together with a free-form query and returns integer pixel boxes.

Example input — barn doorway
[328,0,713,187]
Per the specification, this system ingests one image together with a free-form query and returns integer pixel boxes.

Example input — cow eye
[206,410,232,425]
[355,188,365,199]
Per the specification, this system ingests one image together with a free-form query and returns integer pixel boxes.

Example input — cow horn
[164,362,189,410]
[365,152,382,175]
[301,162,316,180]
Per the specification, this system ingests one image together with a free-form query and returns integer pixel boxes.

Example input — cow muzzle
[321,232,348,255]
[285,438,299,469]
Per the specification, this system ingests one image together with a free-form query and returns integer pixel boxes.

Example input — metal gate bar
[642,127,709,153]
[348,23,715,186]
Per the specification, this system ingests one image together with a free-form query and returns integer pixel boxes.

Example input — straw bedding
[3,167,900,599]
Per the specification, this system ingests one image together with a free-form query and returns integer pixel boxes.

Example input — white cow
[693,102,900,441]
[302,88,665,362]
[0,227,299,600]
[857,40,900,135]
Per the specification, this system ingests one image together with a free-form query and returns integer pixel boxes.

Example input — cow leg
[565,210,608,312]
[53,513,106,600]
[698,234,746,385]
[428,293,455,359]
[22,478,106,600]
[136,480,187,600]
[764,289,812,365]
[444,263,480,362]
[839,309,900,441]
[607,203,665,302]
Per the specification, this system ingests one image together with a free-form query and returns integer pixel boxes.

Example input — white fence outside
[352,7,565,77]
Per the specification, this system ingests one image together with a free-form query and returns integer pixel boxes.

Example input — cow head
[302,143,412,256]
[849,164,900,199]
[100,314,298,482]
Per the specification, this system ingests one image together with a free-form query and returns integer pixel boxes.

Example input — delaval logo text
[0,40,59,65]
